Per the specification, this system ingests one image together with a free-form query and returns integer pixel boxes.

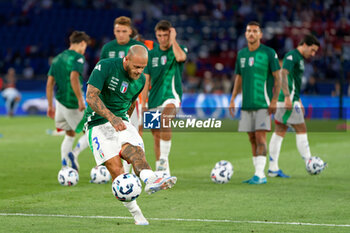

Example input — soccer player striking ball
[268,35,325,176]
[142,20,187,176]
[229,21,281,184]
[85,45,177,225]
[46,31,90,171]
[100,16,148,173]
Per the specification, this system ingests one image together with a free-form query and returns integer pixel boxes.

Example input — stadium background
[0,0,349,119]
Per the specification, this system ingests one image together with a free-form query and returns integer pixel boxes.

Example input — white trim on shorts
[88,121,144,166]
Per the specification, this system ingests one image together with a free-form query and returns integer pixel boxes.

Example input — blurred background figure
[1,67,21,117]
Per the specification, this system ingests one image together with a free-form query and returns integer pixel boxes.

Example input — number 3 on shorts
[93,137,100,150]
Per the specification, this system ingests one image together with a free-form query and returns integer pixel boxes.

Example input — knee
[248,134,256,144]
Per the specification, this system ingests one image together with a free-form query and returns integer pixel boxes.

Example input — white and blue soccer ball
[214,160,234,174]
[58,167,79,186]
[112,173,142,202]
[90,165,111,184]
[306,156,327,175]
[211,166,233,184]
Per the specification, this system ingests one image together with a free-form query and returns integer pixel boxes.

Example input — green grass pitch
[0,116,349,232]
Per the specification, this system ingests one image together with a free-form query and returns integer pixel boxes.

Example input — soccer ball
[211,166,233,184]
[90,165,111,184]
[306,156,327,175]
[58,167,79,186]
[112,173,142,202]
[215,160,234,174]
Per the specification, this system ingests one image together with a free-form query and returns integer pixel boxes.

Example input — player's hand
[268,100,277,115]
[229,101,235,117]
[47,106,55,119]
[284,97,292,111]
[78,99,86,112]
[110,116,127,131]
[169,27,177,45]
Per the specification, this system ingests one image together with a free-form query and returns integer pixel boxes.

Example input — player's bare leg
[243,131,267,184]
[120,143,177,194]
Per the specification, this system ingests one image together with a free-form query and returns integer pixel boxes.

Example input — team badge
[120,81,129,93]
[108,51,116,58]
[118,51,125,58]
[161,55,167,65]
[249,57,254,66]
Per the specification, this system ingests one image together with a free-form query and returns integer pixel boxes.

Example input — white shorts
[238,109,271,132]
[149,98,181,112]
[55,100,84,131]
[274,101,305,125]
[87,121,144,166]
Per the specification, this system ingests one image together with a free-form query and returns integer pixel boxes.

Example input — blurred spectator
[1,68,21,117]
[23,64,34,79]
[331,81,341,97]
[303,76,319,95]
[201,71,214,93]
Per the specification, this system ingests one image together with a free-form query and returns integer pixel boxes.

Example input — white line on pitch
[0,213,349,228]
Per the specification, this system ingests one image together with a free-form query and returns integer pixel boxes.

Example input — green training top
[47,49,85,109]
[235,44,280,110]
[100,39,146,60]
[278,49,304,102]
[144,43,188,109]
[85,58,145,129]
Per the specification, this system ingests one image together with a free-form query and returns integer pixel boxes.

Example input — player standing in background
[100,16,147,173]
[100,16,146,60]
[85,45,177,225]
[229,21,281,184]
[268,35,326,176]
[142,20,187,176]
[46,31,90,172]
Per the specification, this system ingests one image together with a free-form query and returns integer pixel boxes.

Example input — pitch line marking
[0,213,349,228]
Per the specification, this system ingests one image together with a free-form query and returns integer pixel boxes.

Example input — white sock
[72,133,88,157]
[160,139,171,160]
[252,156,257,167]
[269,133,284,171]
[296,134,311,162]
[123,160,132,173]
[139,169,157,184]
[159,139,171,174]
[61,135,75,166]
[254,156,266,178]
[123,200,148,225]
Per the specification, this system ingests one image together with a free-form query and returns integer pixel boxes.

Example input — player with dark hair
[142,20,187,176]
[229,21,281,184]
[85,45,177,225]
[268,34,326,177]
[46,30,90,171]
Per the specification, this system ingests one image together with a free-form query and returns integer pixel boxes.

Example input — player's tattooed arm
[127,101,136,117]
[281,69,290,98]
[281,69,292,110]
[86,84,126,131]
[121,144,151,176]
[272,70,282,102]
